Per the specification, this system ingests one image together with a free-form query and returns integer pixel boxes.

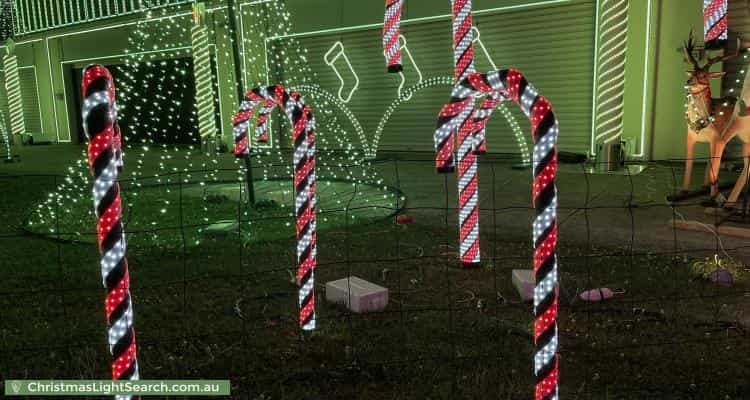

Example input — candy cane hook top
[233,85,318,330]
[232,89,266,157]
[82,64,140,398]
[434,69,560,399]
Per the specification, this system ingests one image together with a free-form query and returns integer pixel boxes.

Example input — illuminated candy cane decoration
[470,92,504,154]
[382,0,476,81]
[383,0,404,72]
[233,85,317,331]
[380,6,529,161]
[703,0,727,49]
[81,65,140,397]
[451,0,475,82]
[255,99,276,143]
[449,0,481,267]
[435,69,559,400]
[385,0,530,266]
[468,26,523,157]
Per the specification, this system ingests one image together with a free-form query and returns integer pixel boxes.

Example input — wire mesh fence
[1,155,749,399]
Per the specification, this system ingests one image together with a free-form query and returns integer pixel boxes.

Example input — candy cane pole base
[388,64,404,73]
[383,0,404,72]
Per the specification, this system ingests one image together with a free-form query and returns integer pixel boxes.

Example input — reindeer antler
[706,37,742,68]
[684,29,701,70]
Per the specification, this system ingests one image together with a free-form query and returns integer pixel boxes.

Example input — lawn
[1,146,749,399]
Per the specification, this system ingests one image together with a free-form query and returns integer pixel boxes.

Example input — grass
[1,148,750,399]
[23,177,400,246]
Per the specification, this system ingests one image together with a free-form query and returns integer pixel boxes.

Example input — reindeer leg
[726,142,750,208]
[683,130,696,192]
[703,139,715,188]
[709,137,726,198]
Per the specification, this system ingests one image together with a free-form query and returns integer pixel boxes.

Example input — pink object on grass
[579,288,623,302]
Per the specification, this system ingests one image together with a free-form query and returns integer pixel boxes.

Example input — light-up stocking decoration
[434,69,560,400]
[233,85,317,331]
[82,65,140,398]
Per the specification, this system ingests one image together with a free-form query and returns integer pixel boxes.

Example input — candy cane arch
[233,85,317,331]
[435,69,559,400]
[81,65,140,396]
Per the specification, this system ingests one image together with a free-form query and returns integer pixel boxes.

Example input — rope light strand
[381,0,483,267]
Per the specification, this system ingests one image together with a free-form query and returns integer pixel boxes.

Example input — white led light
[323,41,359,103]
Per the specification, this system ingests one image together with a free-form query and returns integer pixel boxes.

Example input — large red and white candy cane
[435,70,560,400]
[383,0,404,72]
[704,0,727,49]
[384,2,530,266]
[449,0,484,267]
[383,1,483,267]
[383,0,476,80]
[82,65,140,397]
[233,85,317,331]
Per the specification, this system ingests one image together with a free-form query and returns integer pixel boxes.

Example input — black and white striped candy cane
[233,85,317,330]
[434,70,560,400]
[82,65,140,399]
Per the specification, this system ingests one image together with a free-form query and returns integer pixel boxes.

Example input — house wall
[0,0,706,161]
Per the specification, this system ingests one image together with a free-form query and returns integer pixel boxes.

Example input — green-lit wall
[0,0,707,161]
[649,0,728,160]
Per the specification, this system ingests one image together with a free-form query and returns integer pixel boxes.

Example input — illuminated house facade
[0,0,746,160]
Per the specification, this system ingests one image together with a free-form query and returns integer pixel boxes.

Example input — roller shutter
[268,0,595,157]
[18,68,42,135]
